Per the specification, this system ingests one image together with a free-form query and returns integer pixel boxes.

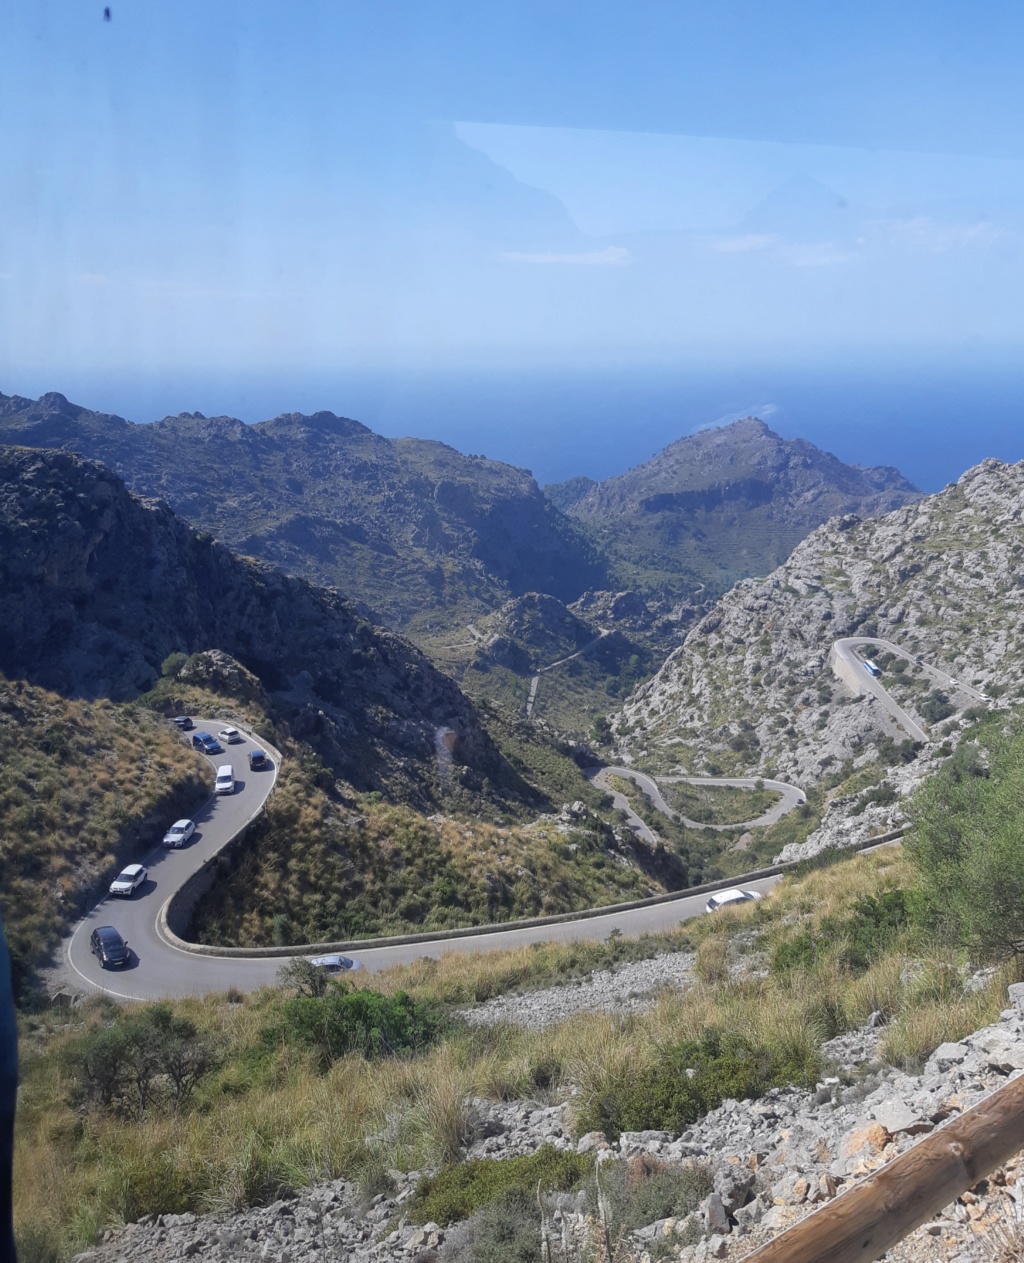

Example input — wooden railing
[742,1069,1024,1262]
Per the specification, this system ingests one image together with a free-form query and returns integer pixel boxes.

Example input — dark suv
[192,731,222,755]
[173,715,193,731]
[248,748,268,770]
[90,926,130,969]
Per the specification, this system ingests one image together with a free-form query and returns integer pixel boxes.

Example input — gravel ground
[457,949,697,1029]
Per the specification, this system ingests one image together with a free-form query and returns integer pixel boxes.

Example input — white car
[705,888,762,914]
[215,765,235,795]
[218,727,242,744]
[308,954,362,975]
[109,863,147,897]
[163,819,196,848]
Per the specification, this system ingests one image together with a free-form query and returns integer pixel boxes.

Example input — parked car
[215,765,235,795]
[173,715,193,731]
[163,818,196,848]
[705,889,762,914]
[192,732,222,755]
[218,726,242,744]
[90,926,130,968]
[308,954,362,974]
[248,748,268,770]
[108,863,147,897]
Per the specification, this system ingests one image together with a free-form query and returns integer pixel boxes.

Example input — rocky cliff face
[612,458,1024,848]
[0,446,531,807]
[552,418,920,601]
[0,391,606,632]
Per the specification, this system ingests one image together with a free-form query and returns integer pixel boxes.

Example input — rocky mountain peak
[263,409,373,438]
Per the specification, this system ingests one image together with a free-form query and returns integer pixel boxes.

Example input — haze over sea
[51,350,1024,495]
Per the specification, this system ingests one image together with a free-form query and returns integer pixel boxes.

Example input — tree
[907,723,1024,961]
[161,651,188,678]
[277,956,330,998]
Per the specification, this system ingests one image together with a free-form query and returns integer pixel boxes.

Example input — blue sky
[2,0,1024,479]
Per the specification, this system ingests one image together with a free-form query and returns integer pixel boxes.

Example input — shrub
[771,890,910,975]
[65,1004,221,1116]
[275,988,448,1068]
[410,1145,591,1226]
[908,717,1024,962]
[576,1029,820,1138]
[439,1187,541,1263]
[584,1156,712,1236]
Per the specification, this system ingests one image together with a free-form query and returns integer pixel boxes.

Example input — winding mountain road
[64,721,280,1001]
[525,628,611,719]
[830,636,987,743]
[589,766,806,839]
[62,632,951,1002]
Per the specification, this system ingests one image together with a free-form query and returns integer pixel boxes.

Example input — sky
[2,1,1024,484]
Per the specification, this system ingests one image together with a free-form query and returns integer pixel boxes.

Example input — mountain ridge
[550,416,920,600]
[0,444,529,809]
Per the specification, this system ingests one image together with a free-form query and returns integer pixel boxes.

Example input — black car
[192,731,222,755]
[90,926,130,969]
[248,748,268,770]
[173,715,193,731]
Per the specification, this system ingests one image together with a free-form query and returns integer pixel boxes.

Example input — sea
[34,353,1024,494]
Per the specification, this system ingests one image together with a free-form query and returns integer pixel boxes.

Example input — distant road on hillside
[830,636,987,744]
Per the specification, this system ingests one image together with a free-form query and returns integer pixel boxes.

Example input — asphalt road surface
[63,720,279,1001]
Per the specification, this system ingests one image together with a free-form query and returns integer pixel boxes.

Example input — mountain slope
[0,392,607,632]
[611,457,1024,848]
[0,445,530,808]
[551,417,920,600]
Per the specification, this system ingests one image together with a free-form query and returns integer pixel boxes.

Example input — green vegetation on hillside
[909,714,1024,961]
[16,846,1011,1261]
[0,677,209,1003]
[658,779,783,826]
[191,761,662,947]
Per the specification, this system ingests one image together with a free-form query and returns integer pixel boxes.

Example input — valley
[4,409,1024,1263]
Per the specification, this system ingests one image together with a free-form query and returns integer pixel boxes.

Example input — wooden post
[741,1069,1024,1263]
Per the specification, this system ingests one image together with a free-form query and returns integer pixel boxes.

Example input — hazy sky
[3,1,1024,427]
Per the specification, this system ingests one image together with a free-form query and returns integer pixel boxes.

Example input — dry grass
[0,677,210,979]
[13,847,1015,1258]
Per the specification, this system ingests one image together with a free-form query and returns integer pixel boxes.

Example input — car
[215,764,235,795]
[173,715,193,731]
[308,954,362,974]
[192,731,222,755]
[163,818,196,848]
[218,726,242,744]
[863,659,881,678]
[705,888,762,914]
[108,863,147,897]
[90,925,130,968]
[248,748,268,770]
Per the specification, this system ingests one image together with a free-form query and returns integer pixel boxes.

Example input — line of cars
[90,716,269,970]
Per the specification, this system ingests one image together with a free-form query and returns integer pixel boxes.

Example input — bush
[65,1004,221,1116]
[411,1145,591,1226]
[772,890,910,975]
[275,988,448,1068]
[439,1187,541,1263]
[585,1156,712,1237]
[908,718,1024,961]
[576,1029,820,1138]
[920,690,954,724]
